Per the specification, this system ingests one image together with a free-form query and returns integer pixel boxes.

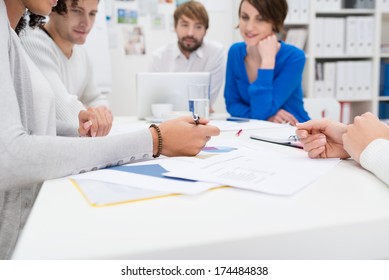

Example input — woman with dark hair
[0,0,219,259]
[224,0,310,125]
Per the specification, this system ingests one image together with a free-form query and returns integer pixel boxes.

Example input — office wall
[101,0,241,117]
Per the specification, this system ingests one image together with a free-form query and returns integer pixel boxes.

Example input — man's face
[51,0,99,45]
[175,15,206,54]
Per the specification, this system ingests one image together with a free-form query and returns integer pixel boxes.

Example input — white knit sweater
[20,27,109,127]
[360,139,389,185]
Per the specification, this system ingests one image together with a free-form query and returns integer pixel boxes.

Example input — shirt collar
[174,42,205,60]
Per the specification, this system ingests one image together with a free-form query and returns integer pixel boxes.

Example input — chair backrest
[303,98,341,122]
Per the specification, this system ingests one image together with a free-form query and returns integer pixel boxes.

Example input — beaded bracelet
[149,124,162,158]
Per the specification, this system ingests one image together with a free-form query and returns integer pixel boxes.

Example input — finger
[288,115,298,126]
[78,110,94,137]
[301,134,326,152]
[82,119,92,130]
[295,129,308,139]
[203,125,220,136]
[78,120,92,137]
[308,146,326,159]
[99,107,113,136]
[197,117,210,125]
[97,108,110,136]
[93,109,105,137]
[87,111,98,137]
[273,115,283,123]
[295,120,315,132]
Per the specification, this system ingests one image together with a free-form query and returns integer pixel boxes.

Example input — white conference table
[11,118,389,259]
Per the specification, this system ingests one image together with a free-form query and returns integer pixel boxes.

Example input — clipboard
[249,126,303,149]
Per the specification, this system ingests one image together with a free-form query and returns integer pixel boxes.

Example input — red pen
[236,129,243,137]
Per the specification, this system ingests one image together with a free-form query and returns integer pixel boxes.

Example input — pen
[288,135,300,142]
[193,113,200,125]
[236,129,243,137]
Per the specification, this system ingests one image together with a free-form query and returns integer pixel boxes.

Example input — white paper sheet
[67,159,219,195]
[165,147,340,196]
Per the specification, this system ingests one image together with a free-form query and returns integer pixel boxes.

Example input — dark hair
[15,0,80,35]
[174,1,209,30]
[238,0,288,33]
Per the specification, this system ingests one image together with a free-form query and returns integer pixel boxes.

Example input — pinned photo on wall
[139,0,159,16]
[151,14,166,30]
[123,26,146,56]
[176,0,191,7]
[117,8,138,24]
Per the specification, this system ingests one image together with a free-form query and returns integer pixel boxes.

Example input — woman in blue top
[224,0,310,125]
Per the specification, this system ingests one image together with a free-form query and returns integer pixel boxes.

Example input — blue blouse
[224,41,310,122]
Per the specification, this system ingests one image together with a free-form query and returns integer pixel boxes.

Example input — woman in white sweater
[0,0,219,259]
[296,112,389,185]
[20,0,112,136]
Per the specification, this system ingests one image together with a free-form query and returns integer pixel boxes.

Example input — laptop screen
[136,72,211,119]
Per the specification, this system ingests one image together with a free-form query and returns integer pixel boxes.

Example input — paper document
[71,179,173,207]
[165,147,340,196]
[68,159,220,195]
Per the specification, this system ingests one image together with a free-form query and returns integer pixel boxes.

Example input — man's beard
[178,36,203,53]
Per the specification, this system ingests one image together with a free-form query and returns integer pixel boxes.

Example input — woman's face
[22,0,58,16]
[239,0,274,46]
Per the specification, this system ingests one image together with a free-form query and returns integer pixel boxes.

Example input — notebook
[250,125,303,149]
[136,72,211,119]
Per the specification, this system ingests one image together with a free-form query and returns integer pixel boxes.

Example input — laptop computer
[136,72,211,119]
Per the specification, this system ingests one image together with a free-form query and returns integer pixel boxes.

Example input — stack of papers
[67,138,340,207]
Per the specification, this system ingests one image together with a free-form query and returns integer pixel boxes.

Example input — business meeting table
[12,117,389,259]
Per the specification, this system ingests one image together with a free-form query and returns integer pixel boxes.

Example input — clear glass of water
[187,84,210,119]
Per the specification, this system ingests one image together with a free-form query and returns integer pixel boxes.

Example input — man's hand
[296,118,350,159]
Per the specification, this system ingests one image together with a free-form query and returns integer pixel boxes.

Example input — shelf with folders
[307,0,379,123]
[314,58,374,101]
[378,6,389,118]
[314,0,375,11]
[284,0,310,52]
[313,15,375,58]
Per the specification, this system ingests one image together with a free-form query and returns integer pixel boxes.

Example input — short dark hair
[174,1,209,30]
[15,0,80,35]
[238,0,288,33]
[52,0,80,15]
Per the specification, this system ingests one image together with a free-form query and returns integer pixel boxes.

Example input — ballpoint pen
[236,129,243,137]
[193,113,200,125]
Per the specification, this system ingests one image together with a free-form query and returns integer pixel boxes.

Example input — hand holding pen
[193,113,200,125]
[155,116,220,156]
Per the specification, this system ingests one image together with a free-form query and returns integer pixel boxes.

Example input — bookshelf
[285,0,389,122]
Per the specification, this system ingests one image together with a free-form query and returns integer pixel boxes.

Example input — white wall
[105,0,240,117]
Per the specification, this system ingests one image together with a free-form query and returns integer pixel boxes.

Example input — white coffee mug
[151,103,173,118]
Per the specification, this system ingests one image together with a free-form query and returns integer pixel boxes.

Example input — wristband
[149,124,162,158]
